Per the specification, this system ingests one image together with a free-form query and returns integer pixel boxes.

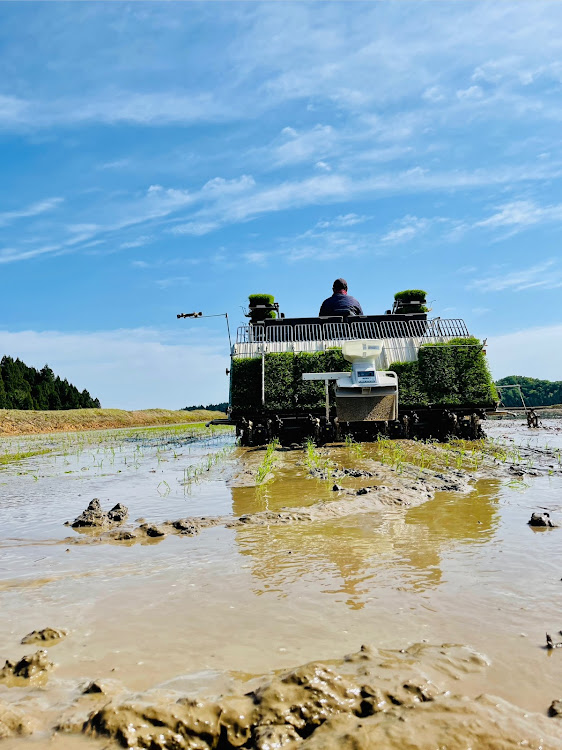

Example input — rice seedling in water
[256,439,279,485]
[157,480,171,497]
[0,449,51,467]
[304,438,323,470]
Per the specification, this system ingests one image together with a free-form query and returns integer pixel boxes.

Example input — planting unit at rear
[222,291,498,445]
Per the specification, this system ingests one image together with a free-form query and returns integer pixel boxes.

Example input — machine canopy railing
[235,318,469,345]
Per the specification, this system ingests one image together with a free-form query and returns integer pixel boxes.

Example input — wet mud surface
[56,642,559,749]
[2,421,562,747]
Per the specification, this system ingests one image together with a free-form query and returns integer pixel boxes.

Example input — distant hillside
[0,356,100,410]
[495,376,562,407]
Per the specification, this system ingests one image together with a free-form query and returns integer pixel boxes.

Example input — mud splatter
[546,633,562,649]
[0,649,53,687]
[21,626,68,646]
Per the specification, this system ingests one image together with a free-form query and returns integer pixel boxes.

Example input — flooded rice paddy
[1,420,562,747]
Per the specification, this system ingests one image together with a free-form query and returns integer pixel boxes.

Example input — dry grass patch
[0,408,226,437]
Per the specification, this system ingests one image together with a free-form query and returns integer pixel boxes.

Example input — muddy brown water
[1,421,562,747]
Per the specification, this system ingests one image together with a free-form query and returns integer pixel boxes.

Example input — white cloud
[146,184,193,208]
[0,91,231,129]
[0,94,29,124]
[0,197,63,227]
[316,213,370,229]
[98,158,130,170]
[67,223,99,234]
[456,85,483,100]
[0,243,65,264]
[0,327,228,410]
[476,199,562,229]
[4,158,562,266]
[201,175,256,196]
[243,251,267,266]
[487,324,562,381]
[469,260,562,292]
[120,236,152,249]
[170,221,219,237]
[272,124,337,166]
[282,227,383,264]
[471,307,491,317]
[380,215,431,244]
[195,173,352,228]
[155,276,191,289]
[422,86,446,103]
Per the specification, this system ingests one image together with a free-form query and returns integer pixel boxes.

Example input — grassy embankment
[0,408,226,437]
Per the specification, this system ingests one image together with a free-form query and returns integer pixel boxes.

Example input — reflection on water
[401,478,500,585]
[232,473,501,608]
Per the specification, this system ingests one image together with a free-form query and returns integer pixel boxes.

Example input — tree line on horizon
[182,402,228,413]
[495,376,562,407]
[0,356,100,411]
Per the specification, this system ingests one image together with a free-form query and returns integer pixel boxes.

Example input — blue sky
[1,2,562,408]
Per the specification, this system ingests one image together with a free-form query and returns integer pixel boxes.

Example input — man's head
[332,278,348,293]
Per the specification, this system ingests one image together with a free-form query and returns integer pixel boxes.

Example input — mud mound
[70,499,129,529]
[529,511,557,528]
[67,642,559,750]
[0,650,53,687]
[21,627,68,646]
[301,694,562,749]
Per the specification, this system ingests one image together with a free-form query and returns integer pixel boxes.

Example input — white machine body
[302,339,399,421]
[336,341,384,390]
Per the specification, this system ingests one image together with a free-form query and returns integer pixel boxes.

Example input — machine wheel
[307,414,321,444]
[470,412,484,439]
[401,414,411,439]
[241,420,254,447]
[388,420,403,438]
[332,417,341,442]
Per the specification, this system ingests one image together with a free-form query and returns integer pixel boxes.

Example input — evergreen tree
[0,371,6,409]
[0,356,101,410]
[1,357,34,409]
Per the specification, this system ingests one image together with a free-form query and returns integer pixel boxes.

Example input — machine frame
[214,311,495,445]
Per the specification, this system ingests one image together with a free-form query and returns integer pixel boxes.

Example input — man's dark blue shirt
[319,292,364,317]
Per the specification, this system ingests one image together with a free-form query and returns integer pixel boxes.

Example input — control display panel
[356,369,378,384]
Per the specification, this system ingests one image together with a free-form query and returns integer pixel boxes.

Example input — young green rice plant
[0,448,51,467]
[256,438,279,485]
[351,441,365,459]
[343,433,367,459]
[157,480,171,497]
[304,438,323,470]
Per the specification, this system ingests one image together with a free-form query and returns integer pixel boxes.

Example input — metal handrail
[236,318,469,345]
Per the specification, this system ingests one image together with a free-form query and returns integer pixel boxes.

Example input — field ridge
[0,408,226,436]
